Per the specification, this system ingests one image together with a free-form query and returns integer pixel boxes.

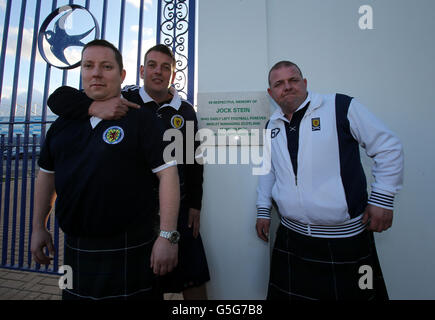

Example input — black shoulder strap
[335,93,368,218]
[335,93,353,133]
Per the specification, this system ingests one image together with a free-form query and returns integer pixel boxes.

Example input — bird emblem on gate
[38,5,100,69]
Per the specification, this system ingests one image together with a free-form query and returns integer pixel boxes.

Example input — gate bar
[136,0,145,86]
[2,0,28,267]
[27,135,38,268]
[118,0,126,53]
[0,0,12,107]
[10,135,21,266]
[101,0,108,39]
[187,0,195,103]
[19,0,42,269]
[40,0,58,145]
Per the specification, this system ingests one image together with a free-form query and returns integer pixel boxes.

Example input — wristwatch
[159,230,180,244]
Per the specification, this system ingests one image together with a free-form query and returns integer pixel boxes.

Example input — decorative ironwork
[157,0,195,103]
[0,0,196,276]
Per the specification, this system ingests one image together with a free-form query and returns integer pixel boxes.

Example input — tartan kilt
[62,224,161,300]
[158,204,210,293]
[267,224,389,300]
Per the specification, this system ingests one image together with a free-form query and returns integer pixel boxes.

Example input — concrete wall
[197,0,270,300]
[197,0,435,299]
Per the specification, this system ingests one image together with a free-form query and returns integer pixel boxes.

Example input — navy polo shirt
[38,106,173,237]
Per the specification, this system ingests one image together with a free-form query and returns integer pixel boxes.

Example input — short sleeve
[139,107,176,172]
[38,128,55,172]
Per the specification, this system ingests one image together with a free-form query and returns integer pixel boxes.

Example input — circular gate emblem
[38,5,100,69]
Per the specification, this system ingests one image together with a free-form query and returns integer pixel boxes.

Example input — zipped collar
[270,91,323,122]
[139,86,182,111]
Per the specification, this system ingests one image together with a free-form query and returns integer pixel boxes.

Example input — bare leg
[182,284,208,300]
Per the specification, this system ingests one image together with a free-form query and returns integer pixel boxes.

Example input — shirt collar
[89,93,126,129]
[139,86,182,111]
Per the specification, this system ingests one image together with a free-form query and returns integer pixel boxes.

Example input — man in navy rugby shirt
[31,40,180,300]
[46,45,210,300]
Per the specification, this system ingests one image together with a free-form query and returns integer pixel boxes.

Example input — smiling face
[81,45,126,101]
[268,65,308,115]
[140,50,175,102]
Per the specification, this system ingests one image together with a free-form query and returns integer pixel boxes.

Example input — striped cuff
[368,191,395,210]
[257,207,272,219]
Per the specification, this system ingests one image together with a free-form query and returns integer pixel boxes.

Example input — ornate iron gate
[0,0,196,274]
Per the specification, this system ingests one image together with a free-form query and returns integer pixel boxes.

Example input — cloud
[122,38,156,85]
[126,0,153,10]
[0,0,6,10]
[0,86,46,117]
[6,27,45,64]
[130,25,154,37]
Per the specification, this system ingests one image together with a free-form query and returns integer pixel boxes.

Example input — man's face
[141,50,175,99]
[267,66,308,115]
[81,46,126,101]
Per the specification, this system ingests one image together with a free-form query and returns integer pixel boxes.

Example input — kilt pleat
[158,205,210,293]
[62,224,161,300]
[267,224,388,300]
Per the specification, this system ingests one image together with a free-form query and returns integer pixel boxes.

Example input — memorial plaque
[197,92,271,145]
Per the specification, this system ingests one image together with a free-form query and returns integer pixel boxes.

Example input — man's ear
[121,69,127,83]
[170,69,176,85]
[140,65,145,79]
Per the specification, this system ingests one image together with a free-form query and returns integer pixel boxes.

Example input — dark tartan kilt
[158,204,210,293]
[267,224,389,301]
[62,224,162,300]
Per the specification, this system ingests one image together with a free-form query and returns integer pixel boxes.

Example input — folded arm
[47,85,139,120]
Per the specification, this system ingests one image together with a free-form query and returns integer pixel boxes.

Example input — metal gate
[0,0,196,275]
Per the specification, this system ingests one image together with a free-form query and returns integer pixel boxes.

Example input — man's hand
[89,96,140,120]
[188,208,201,238]
[31,227,55,265]
[362,204,393,232]
[150,237,178,275]
[256,218,271,242]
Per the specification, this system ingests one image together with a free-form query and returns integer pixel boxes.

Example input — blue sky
[0,0,157,117]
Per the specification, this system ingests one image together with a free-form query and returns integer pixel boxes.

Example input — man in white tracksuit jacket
[256,61,404,300]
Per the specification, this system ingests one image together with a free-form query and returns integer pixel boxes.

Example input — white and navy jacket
[256,92,404,238]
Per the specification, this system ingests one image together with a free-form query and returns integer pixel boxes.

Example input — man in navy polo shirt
[31,40,180,300]
[45,45,210,300]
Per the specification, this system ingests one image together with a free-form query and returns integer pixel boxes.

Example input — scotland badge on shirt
[311,118,321,131]
[103,126,124,144]
[171,114,185,129]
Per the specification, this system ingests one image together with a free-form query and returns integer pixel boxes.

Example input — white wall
[197,0,270,299]
[197,0,435,299]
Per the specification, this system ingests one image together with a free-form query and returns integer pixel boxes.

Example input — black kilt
[158,205,210,293]
[62,224,162,300]
[267,224,388,300]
